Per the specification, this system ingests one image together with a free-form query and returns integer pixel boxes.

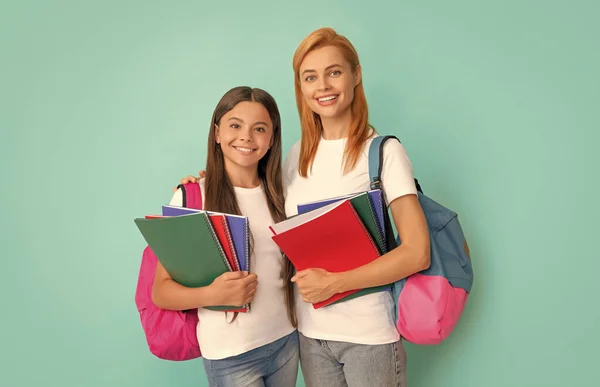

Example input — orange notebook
[270,199,381,309]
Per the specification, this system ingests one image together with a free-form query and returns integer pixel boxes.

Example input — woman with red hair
[282,27,430,387]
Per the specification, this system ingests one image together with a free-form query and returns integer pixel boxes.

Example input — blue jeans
[202,331,299,387]
[299,332,407,387]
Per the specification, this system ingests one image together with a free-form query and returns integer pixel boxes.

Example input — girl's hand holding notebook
[209,271,258,307]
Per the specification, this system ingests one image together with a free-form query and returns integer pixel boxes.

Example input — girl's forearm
[152,279,218,311]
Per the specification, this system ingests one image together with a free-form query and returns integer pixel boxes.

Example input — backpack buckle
[370,178,382,190]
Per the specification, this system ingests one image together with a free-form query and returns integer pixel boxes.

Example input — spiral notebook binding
[365,197,386,254]
[371,192,387,247]
[221,216,240,271]
[201,213,232,272]
[244,218,250,274]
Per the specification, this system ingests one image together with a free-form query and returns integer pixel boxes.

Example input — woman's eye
[305,75,316,82]
[330,70,341,77]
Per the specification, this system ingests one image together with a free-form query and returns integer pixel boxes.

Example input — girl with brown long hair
[153,86,298,387]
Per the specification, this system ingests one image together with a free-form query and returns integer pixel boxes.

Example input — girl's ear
[215,124,220,144]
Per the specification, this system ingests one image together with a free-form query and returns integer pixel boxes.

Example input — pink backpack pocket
[396,274,468,345]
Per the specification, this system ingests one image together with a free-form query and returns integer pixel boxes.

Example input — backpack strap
[368,135,422,193]
[178,182,203,210]
[368,135,423,251]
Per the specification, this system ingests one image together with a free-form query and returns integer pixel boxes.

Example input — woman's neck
[223,161,261,188]
[320,109,352,140]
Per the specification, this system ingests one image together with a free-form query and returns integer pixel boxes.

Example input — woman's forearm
[330,194,431,293]
[331,242,430,293]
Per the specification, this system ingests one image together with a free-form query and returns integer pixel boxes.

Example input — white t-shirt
[283,134,417,345]
[170,179,295,360]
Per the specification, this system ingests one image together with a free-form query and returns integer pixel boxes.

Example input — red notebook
[208,213,247,313]
[208,214,240,272]
[270,199,381,309]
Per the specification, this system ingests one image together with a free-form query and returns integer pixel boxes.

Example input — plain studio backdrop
[1,1,598,386]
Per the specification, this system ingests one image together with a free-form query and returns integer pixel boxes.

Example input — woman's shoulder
[364,131,410,158]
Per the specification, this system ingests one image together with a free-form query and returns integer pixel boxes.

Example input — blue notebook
[297,189,387,247]
[161,205,251,272]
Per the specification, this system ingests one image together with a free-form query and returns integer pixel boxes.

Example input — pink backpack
[134,183,203,361]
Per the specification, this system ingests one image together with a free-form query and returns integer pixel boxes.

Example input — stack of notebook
[270,190,392,309]
[134,205,251,312]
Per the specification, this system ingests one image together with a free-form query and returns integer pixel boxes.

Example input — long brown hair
[292,27,373,177]
[204,86,296,327]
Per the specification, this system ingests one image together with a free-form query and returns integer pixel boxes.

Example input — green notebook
[328,192,391,306]
[134,212,244,311]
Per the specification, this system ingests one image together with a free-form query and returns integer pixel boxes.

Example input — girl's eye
[230,124,240,129]
[255,127,266,132]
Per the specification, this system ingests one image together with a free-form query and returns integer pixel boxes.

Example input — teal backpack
[369,135,474,345]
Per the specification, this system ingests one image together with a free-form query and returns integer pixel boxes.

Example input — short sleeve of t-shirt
[379,138,418,205]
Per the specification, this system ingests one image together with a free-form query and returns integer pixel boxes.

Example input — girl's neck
[223,162,261,189]
[320,108,352,140]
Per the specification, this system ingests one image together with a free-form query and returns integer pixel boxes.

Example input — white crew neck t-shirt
[169,178,295,360]
[283,134,417,345]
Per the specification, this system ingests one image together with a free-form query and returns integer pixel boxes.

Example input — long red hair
[292,27,373,177]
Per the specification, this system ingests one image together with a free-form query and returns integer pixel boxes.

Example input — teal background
[1,0,598,386]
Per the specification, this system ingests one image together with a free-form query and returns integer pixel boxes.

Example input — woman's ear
[354,64,362,87]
